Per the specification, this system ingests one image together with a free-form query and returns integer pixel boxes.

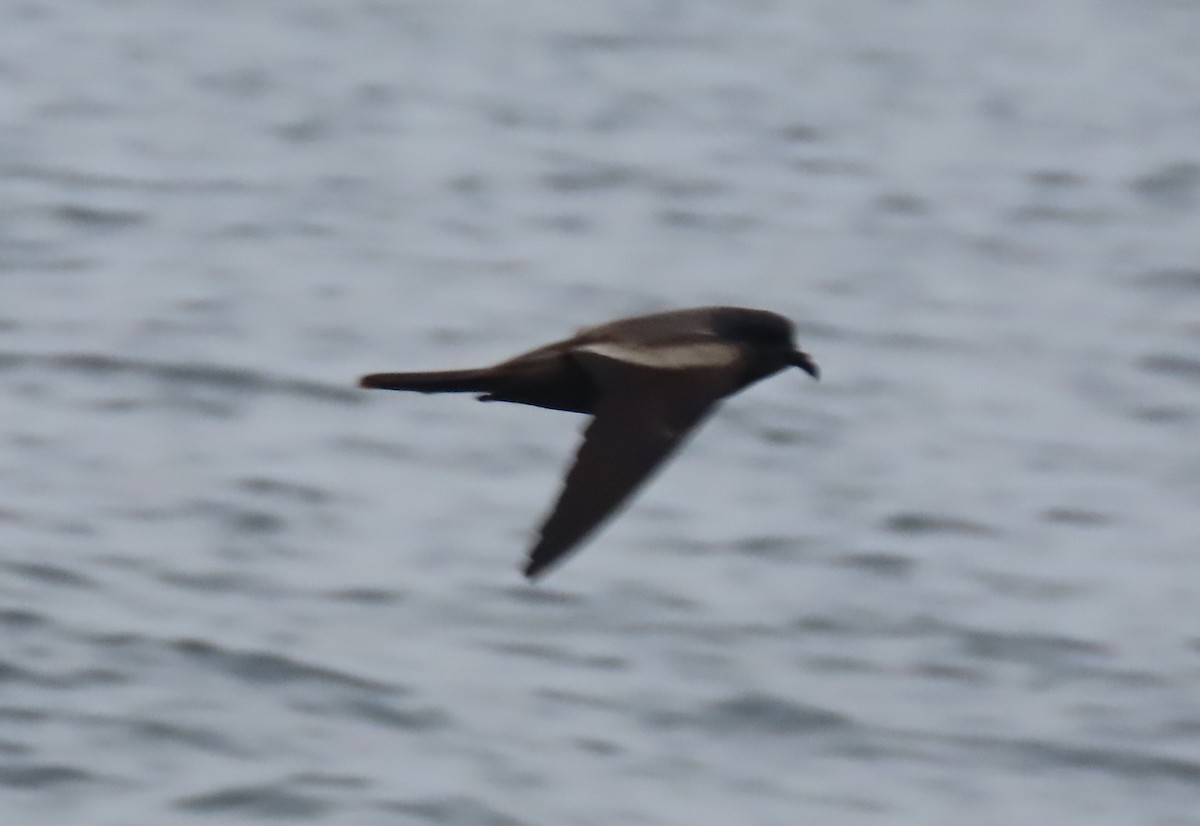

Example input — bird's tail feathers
[359,368,492,394]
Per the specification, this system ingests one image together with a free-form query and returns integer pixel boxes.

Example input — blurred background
[2,1,1200,823]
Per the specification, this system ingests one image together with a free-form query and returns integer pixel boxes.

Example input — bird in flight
[359,306,819,580]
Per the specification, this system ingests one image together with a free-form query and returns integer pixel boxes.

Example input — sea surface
[2,1,1200,824]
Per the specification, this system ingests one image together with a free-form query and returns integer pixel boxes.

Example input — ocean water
[2,1,1200,824]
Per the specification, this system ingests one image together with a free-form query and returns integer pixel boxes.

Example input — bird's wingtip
[522,558,545,581]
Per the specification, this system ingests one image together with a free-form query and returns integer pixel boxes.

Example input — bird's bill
[789,350,820,380]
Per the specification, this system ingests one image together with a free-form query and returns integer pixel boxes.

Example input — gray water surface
[3,2,1200,824]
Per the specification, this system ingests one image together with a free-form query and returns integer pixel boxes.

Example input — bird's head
[710,308,820,380]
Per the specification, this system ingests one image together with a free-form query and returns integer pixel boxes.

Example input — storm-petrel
[359,306,819,580]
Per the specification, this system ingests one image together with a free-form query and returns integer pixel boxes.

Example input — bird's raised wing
[522,342,739,579]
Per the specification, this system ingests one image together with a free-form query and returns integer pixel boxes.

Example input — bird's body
[360,306,818,579]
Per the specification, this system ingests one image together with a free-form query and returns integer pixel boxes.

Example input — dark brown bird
[359,306,819,580]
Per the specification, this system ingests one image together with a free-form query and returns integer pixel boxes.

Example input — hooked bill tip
[791,351,820,380]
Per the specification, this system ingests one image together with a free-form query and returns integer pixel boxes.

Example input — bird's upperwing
[522,342,739,580]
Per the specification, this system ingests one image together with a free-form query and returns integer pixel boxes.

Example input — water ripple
[0,764,95,789]
[378,795,528,826]
[169,639,395,692]
[0,352,359,404]
[647,692,854,736]
[175,783,333,818]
